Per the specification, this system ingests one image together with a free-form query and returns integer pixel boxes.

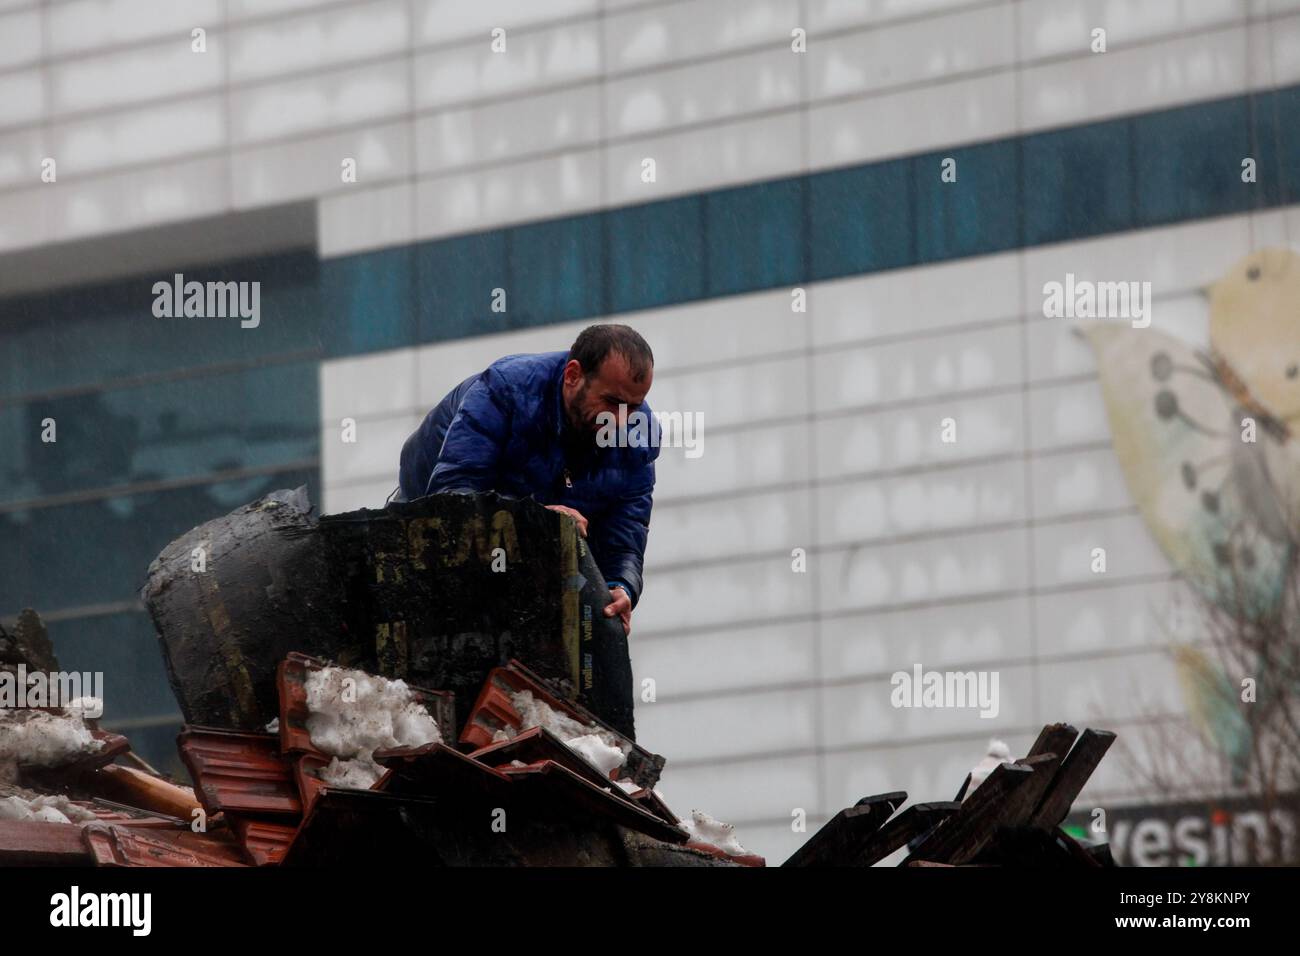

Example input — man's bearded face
[562,352,653,438]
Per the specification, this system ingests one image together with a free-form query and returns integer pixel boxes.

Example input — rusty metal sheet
[82,822,247,867]
[178,727,301,817]
[461,660,665,789]
[0,819,94,865]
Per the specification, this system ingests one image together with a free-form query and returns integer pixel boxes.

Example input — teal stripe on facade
[322,83,1299,359]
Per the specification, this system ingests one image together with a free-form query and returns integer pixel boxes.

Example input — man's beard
[564,383,599,441]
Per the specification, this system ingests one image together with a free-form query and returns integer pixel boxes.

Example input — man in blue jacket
[397,324,658,639]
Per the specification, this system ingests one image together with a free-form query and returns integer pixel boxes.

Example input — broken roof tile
[503,758,688,846]
[228,815,299,866]
[461,660,665,789]
[178,727,301,817]
[82,822,248,867]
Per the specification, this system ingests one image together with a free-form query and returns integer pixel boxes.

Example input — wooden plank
[1026,723,1078,761]
[904,762,1034,866]
[1029,729,1116,829]
[781,791,907,867]
[855,801,960,867]
[953,772,972,802]
[1001,753,1061,827]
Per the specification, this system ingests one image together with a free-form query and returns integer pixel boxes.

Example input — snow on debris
[0,707,104,769]
[492,689,631,773]
[303,666,442,790]
[678,809,752,857]
[0,788,99,825]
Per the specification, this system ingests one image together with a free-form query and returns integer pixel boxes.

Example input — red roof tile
[178,727,301,817]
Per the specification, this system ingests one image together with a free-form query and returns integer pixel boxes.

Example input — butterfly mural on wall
[1079,248,1300,784]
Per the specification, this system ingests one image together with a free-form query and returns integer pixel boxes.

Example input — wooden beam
[782,791,906,867]
[1001,753,1061,827]
[856,802,960,867]
[1029,729,1116,829]
[904,762,1034,866]
[1026,723,1078,761]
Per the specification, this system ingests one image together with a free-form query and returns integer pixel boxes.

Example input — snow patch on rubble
[0,790,99,825]
[965,738,1014,799]
[318,756,386,790]
[566,733,626,776]
[0,707,103,769]
[678,809,752,857]
[65,697,103,720]
[492,690,631,773]
[303,666,442,790]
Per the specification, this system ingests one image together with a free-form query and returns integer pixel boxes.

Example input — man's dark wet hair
[570,324,654,383]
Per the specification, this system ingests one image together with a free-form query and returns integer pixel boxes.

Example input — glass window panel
[0,250,325,402]
[606,196,705,313]
[808,159,914,281]
[1022,118,1134,246]
[0,470,317,613]
[0,361,318,506]
[45,611,181,720]
[0,468,319,613]
[1134,96,1252,227]
[913,140,1020,262]
[705,179,804,297]
[508,214,606,327]
[321,245,417,358]
[415,230,509,343]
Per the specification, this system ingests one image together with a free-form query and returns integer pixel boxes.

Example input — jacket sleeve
[425,370,512,494]
[588,457,656,609]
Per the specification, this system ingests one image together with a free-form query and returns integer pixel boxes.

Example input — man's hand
[605,586,632,636]
[545,504,588,538]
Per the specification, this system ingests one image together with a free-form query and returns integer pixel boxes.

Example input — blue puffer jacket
[397,351,658,608]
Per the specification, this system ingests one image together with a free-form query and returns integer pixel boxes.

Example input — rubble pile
[0,632,762,867]
[782,723,1118,867]
[1,609,1119,868]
